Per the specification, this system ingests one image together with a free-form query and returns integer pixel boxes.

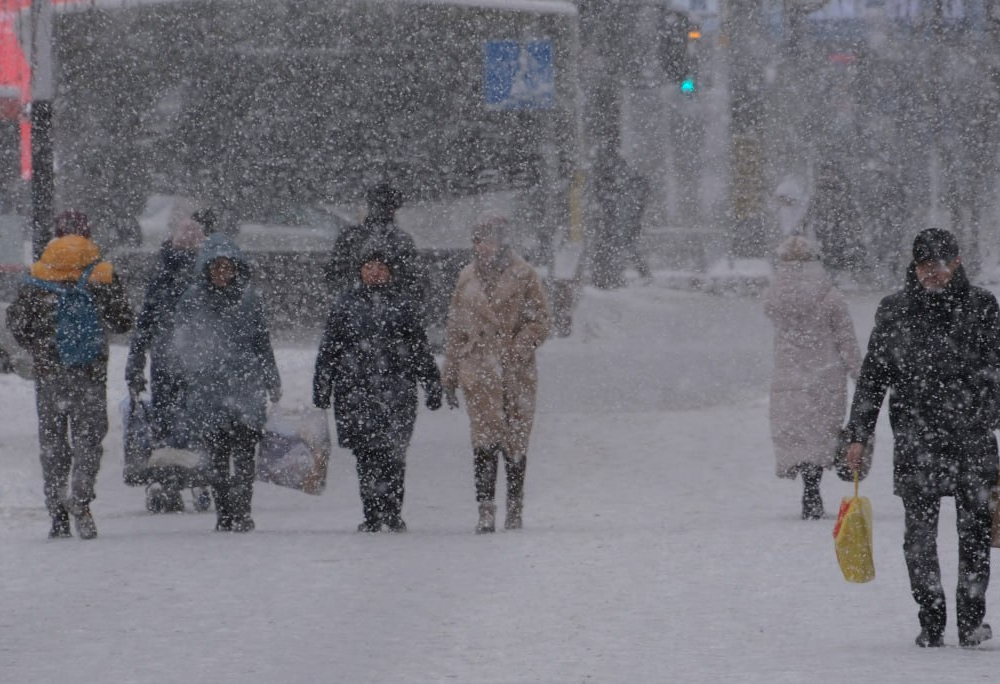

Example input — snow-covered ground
[1,271,998,683]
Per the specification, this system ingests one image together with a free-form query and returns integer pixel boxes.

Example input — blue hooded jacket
[170,234,280,437]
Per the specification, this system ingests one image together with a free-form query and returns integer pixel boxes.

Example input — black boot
[212,484,232,532]
[801,465,824,520]
[48,506,71,539]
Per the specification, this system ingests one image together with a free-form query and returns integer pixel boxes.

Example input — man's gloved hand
[445,387,460,410]
[425,385,442,411]
[269,386,282,404]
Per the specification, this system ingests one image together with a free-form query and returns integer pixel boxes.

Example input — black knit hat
[912,228,959,263]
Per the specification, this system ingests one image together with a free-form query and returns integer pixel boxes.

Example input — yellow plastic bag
[833,475,875,583]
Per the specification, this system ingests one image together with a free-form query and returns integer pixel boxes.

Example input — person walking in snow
[313,247,442,533]
[170,234,281,533]
[7,210,134,539]
[126,211,208,439]
[442,215,551,533]
[125,209,211,512]
[844,228,1000,648]
[323,182,427,309]
[764,236,861,519]
[801,160,867,281]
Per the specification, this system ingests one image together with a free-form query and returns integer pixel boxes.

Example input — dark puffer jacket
[313,278,441,451]
[847,263,1000,496]
[170,234,280,438]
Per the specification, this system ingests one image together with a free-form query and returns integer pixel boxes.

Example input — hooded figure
[323,182,427,310]
[441,215,551,533]
[313,246,442,533]
[171,234,281,532]
[7,212,134,539]
[764,236,861,519]
[126,213,207,436]
[845,228,1000,648]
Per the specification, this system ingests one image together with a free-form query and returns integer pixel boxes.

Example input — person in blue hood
[171,234,281,532]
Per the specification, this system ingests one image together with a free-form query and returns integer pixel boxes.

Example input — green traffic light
[679,77,696,95]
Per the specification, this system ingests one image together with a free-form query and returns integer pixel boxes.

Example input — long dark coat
[170,235,280,438]
[125,242,199,429]
[846,264,1000,497]
[313,282,441,451]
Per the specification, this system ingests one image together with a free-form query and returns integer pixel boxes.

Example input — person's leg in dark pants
[35,376,72,537]
[381,447,407,532]
[226,424,259,532]
[207,429,233,531]
[954,480,993,643]
[354,447,383,532]
[902,493,946,645]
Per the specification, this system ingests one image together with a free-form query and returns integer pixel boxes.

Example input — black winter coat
[313,283,441,451]
[323,218,427,305]
[125,242,198,392]
[847,264,1000,497]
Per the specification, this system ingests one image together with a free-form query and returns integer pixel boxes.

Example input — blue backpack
[28,262,104,367]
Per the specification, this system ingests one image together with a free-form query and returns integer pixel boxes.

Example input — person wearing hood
[764,236,861,519]
[845,228,1000,648]
[323,182,427,309]
[442,215,551,533]
[125,210,209,512]
[7,210,134,539]
[313,247,442,533]
[171,234,281,533]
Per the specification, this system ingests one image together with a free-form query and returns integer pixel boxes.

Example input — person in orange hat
[7,210,134,540]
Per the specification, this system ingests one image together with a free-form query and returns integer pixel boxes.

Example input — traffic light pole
[30,0,54,260]
[725,0,767,258]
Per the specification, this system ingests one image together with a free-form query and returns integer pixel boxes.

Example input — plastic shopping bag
[833,475,875,583]
[121,397,153,486]
[256,405,332,495]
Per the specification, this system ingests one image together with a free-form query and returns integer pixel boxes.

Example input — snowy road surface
[1,275,996,683]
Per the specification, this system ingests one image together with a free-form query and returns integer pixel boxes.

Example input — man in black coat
[845,228,1000,648]
[323,183,427,310]
[313,248,442,533]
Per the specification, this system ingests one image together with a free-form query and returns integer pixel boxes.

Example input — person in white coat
[764,236,862,519]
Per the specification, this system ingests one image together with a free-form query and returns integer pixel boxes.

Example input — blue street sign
[484,39,554,110]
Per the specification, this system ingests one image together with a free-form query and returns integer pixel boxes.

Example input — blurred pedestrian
[857,157,906,284]
[7,210,134,539]
[845,229,1000,648]
[764,236,861,519]
[802,160,867,281]
[313,248,442,533]
[171,234,281,533]
[125,210,209,512]
[323,182,427,307]
[442,215,551,533]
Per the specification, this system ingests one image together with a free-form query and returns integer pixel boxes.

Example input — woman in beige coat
[765,236,861,519]
[442,216,551,533]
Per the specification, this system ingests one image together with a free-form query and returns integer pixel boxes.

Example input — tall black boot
[801,465,824,520]
[505,454,525,530]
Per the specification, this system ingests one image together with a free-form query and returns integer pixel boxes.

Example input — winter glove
[269,386,282,404]
[125,354,146,395]
[425,385,442,411]
[445,387,460,410]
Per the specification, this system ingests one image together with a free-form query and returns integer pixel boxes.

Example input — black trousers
[902,487,992,638]
[206,423,260,523]
[354,445,406,525]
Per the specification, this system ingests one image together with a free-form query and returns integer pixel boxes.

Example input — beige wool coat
[764,260,861,478]
[442,251,551,460]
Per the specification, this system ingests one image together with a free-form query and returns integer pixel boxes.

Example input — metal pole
[726,0,767,258]
[30,0,54,260]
